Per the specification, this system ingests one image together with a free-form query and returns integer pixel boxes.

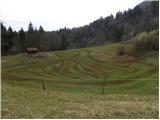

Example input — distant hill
[1,1,159,55]
[139,1,152,9]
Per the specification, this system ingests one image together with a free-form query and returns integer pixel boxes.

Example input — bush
[117,45,136,56]
[117,46,125,56]
[134,30,159,52]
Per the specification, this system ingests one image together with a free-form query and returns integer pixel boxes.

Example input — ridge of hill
[1,1,159,55]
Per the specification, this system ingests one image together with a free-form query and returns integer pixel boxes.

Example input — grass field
[1,41,159,118]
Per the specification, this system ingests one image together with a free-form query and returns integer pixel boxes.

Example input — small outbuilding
[26,48,38,54]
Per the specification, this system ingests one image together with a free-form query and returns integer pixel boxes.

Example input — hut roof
[26,48,38,52]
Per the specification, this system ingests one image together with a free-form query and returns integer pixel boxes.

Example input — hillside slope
[2,30,159,118]
[2,31,158,93]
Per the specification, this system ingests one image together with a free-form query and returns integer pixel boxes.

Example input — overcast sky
[0,0,143,31]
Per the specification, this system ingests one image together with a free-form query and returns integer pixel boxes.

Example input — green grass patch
[2,37,159,118]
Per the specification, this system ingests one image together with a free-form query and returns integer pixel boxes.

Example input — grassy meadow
[1,32,159,118]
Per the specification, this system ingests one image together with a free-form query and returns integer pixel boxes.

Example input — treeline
[1,1,159,55]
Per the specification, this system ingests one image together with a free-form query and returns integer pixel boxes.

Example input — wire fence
[2,77,158,94]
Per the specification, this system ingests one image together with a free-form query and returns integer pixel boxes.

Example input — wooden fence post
[42,79,45,91]
[101,77,105,94]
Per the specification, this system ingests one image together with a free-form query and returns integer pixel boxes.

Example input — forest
[1,1,159,55]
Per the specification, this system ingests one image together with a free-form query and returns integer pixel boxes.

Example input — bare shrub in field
[117,46,125,56]
[117,45,136,57]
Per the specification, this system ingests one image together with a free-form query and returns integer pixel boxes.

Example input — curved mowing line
[21,69,51,78]
[50,61,83,79]
[74,62,103,78]
[72,63,92,78]
[10,62,56,80]
[74,57,116,75]
[3,47,158,87]
[86,56,134,72]
[69,61,91,77]
[73,54,145,78]
[72,55,112,77]
[61,61,84,78]
[59,63,83,78]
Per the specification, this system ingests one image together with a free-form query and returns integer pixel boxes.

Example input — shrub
[117,46,125,56]
[134,30,159,52]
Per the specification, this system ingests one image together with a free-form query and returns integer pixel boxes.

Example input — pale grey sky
[0,0,143,31]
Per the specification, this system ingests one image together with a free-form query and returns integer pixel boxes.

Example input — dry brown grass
[2,85,159,119]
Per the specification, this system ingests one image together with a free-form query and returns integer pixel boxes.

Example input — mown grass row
[2,43,158,95]
[2,40,159,118]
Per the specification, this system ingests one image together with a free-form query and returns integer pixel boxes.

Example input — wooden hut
[26,48,38,54]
